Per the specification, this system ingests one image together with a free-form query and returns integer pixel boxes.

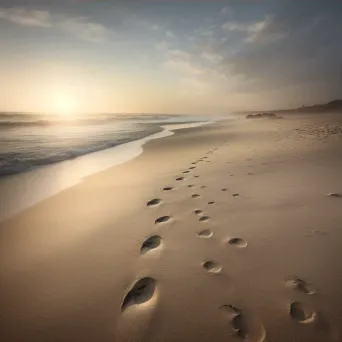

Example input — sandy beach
[1,113,342,342]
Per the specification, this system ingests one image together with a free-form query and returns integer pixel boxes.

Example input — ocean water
[0,113,211,178]
[0,113,217,222]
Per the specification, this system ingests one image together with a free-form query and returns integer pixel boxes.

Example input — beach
[1,113,341,342]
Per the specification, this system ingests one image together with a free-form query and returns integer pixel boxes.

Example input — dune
[1,112,341,342]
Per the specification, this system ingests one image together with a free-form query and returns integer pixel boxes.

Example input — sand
[1,113,342,342]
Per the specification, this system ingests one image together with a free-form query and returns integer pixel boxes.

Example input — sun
[53,95,77,117]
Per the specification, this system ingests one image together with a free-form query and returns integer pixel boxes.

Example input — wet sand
[1,113,342,342]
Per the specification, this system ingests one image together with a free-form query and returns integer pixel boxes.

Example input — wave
[0,113,212,178]
[0,124,163,177]
[0,119,114,128]
[0,113,183,128]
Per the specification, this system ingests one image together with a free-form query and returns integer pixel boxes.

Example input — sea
[0,112,218,178]
[0,112,223,221]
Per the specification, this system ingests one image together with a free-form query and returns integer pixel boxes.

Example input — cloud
[180,77,210,95]
[201,51,222,64]
[221,15,286,44]
[221,21,250,32]
[166,30,175,38]
[245,15,287,44]
[164,59,204,75]
[199,29,213,37]
[220,6,234,16]
[0,6,110,43]
[155,40,170,51]
[169,49,191,61]
[221,16,287,45]
[220,3,342,97]
[194,26,216,38]
[0,7,51,27]
[58,17,109,43]
[158,40,205,76]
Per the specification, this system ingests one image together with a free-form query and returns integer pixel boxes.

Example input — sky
[0,0,341,115]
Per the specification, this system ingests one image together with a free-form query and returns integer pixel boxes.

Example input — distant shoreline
[235,99,342,115]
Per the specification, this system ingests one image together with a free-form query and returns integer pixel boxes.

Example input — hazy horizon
[1,98,341,117]
[1,0,341,115]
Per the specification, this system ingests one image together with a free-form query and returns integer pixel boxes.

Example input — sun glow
[53,94,77,117]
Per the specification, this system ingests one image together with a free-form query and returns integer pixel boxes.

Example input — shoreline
[1,113,341,342]
[0,120,214,223]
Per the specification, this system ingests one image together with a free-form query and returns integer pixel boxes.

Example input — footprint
[194,175,199,178]
[147,198,162,207]
[189,167,196,170]
[140,236,163,255]
[290,301,316,324]
[285,276,316,295]
[197,229,213,238]
[219,304,241,319]
[194,209,203,215]
[208,201,216,205]
[222,188,228,192]
[192,194,201,198]
[232,315,249,339]
[219,305,247,338]
[176,177,185,181]
[183,171,190,174]
[200,185,206,189]
[202,261,222,274]
[191,162,197,165]
[326,192,341,197]
[312,229,328,236]
[233,193,240,197]
[188,184,194,188]
[121,277,157,312]
[155,216,172,224]
[199,216,210,222]
[162,186,173,191]
[219,305,266,341]
[228,238,248,248]
[247,172,254,176]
